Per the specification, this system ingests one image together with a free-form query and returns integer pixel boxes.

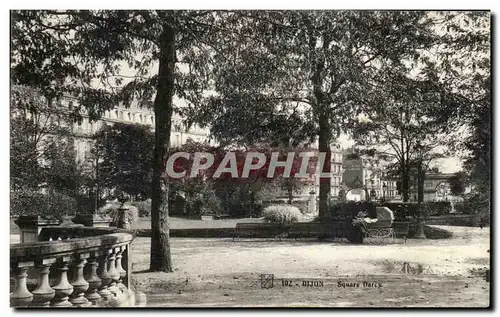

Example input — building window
[127,112,131,121]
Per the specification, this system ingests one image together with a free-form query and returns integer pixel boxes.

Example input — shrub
[422,201,452,216]
[463,193,490,217]
[131,199,152,217]
[215,183,261,218]
[381,203,419,221]
[263,205,302,224]
[184,187,223,216]
[97,201,121,218]
[75,195,107,215]
[453,202,465,214]
[122,203,140,227]
[407,224,453,239]
[426,214,481,226]
[316,201,377,223]
[10,189,77,220]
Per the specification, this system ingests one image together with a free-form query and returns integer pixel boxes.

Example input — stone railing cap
[11,227,135,263]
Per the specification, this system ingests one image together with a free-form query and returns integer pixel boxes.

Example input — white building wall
[71,100,213,163]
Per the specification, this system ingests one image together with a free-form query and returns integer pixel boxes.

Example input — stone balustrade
[10,226,136,308]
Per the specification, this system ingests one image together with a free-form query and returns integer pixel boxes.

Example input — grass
[135,216,263,230]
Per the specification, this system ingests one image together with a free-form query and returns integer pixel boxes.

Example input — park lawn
[131,226,490,307]
[135,216,264,230]
[9,216,265,234]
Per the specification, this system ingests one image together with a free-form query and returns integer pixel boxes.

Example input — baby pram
[354,207,395,244]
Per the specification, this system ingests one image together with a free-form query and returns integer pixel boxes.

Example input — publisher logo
[260,274,274,289]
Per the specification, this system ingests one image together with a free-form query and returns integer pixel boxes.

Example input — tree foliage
[186,11,441,215]
[448,171,468,196]
[93,122,154,199]
[350,12,490,202]
[351,66,451,201]
[420,13,490,196]
[11,85,82,195]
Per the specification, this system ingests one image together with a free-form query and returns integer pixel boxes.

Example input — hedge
[10,189,76,220]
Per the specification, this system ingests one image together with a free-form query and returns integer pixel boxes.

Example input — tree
[417,13,490,213]
[188,11,438,217]
[448,171,468,196]
[10,85,81,194]
[94,122,154,200]
[350,12,490,203]
[10,85,84,220]
[351,67,450,202]
[11,10,244,272]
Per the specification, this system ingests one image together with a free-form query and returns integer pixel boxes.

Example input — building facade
[65,99,213,164]
[342,147,398,201]
[420,173,460,202]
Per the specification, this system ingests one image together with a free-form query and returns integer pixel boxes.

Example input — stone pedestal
[307,192,318,216]
[15,216,60,244]
[117,206,131,229]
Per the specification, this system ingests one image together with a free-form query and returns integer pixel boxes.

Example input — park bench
[288,222,353,241]
[233,222,287,241]
[392,222,410,243]
[322,222,359,242]
[287,222,324,240]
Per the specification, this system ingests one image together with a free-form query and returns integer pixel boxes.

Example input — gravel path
[131,226,490,307]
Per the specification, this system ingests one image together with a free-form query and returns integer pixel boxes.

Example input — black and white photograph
[7,7,491,308]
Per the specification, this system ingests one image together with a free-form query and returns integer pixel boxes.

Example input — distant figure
[479,218,484,230]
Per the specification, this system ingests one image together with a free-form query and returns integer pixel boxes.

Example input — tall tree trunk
[287,182,293,205]
[318,113,331,218]
[418,167,425,211]
[402,164,410,202]
[150,22,175,272]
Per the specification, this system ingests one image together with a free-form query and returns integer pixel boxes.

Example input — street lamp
[414,140,426,239]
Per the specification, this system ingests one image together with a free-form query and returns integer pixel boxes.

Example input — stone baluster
[69,253,91,307]
[51,256,73,307]
[31,258,56,307]
[84,251,102,305]
[115,246,127,295]
[107,248,120,297]
[97,251,112,301]
[10,261,34,307]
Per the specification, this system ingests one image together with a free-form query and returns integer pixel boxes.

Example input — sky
[336,134,463,174]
